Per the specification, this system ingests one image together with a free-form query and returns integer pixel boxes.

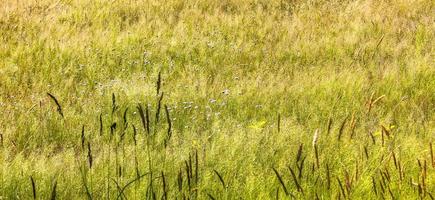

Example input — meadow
[0,0,434,199]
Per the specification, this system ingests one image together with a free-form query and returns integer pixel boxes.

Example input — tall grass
[0,0,434,199]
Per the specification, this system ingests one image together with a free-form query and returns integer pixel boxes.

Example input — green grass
[0,0,434,199]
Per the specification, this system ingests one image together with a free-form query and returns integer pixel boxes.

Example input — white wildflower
[222,89,230,95]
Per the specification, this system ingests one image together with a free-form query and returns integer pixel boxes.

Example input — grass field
[0,0,434,199]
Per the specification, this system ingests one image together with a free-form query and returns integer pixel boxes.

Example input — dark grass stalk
[87,142,93,169]
[135,154,140,179]
[371,34,385,59]
[123,107,128,126]
[379,172,387,190]
[116,149,121,181]
[368,132,376,145]
[277,113,281,133]
[189,153,195,191]
[276,187,279,200]
[288,166,303,194]
[137,103,151,135]
[272,167,289,196]
[428,192,434,200]
[327,118,333,136]
[177,169,183,192]
[132,125,137,145]
[99,114,103,136]
[296,143,303,163]
[119,129,127,144]
[50,180,57,200]
[111,179,127,200]
[384,168,391,182]
[146,183,153,199]
[364,145,369,160]
[114,173,147,200]
[156,71,162,95]
[311,162,315,175]
[47,93,64,118]
[349,112,356,139]
[387,185,395,200]
[112,93,118,115]
[155,92,164,124]
[380,170,389,183]
[297,156,305,179]
[380,191,386,200]
[372,177,377,195]
[110,123,117,141]
[367,92,375,114]
[189,154,193,181]
[430,142,434,168]
[213,169,226,189]
[207,193,216,200]
[381,125,390,137]
[423,160,427,192]
[337,117,347,141]
[113,133,120,186]
[80,165,93,200]
[137,104,147,134]
[344,170,352,194]
[164,105,172,144]
[133,131,141,186]
[337,178,346,199]
[161,171,167,200]
[185,161,191,192]
[379,177,385,194]
[145,105,150,135]
[417,182,423,197]
[152,189,156,200]
[392,152,398,170]
[30,176,36,200]
[367,93,385,114]
[81,125,85,150]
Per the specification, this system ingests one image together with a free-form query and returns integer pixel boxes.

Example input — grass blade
[47,93,64,118]
[272,167,289,196]
[213,169,226,189]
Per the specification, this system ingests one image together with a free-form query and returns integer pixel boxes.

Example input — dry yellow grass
[0,0,434,199]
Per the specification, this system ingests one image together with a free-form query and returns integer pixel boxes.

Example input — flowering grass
[0,0,434,199]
